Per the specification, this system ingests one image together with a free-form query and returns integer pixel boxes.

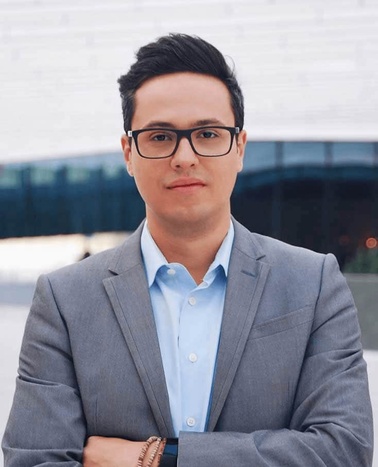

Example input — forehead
[132,72,234,128]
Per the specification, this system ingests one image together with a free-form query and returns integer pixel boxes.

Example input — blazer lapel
[103,225,174,437]
[101,220,270,435]
[207,220,270,431]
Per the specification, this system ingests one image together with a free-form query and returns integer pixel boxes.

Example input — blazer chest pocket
[250,305,314,340]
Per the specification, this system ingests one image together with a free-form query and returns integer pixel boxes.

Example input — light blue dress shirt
[141,222,234,436]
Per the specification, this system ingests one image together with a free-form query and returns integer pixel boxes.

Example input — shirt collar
[141,221,234,287]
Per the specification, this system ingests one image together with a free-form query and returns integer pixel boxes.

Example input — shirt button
[189,353,198,363]
[186,417,196,427]
[167,268,176,276]
[188,296,196,306]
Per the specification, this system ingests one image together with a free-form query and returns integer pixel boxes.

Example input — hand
[83,436,145,467]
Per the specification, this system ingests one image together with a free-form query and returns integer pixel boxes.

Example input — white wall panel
[0,0,377,162]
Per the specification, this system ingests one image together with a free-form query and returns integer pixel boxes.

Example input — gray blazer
[2,220,374,466]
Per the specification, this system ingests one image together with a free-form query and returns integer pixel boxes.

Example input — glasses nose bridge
[176,128,194,146]
[174,128,197,155]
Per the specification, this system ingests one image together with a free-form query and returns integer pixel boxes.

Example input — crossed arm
[83,437,161,467]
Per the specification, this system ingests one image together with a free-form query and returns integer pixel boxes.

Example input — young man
[3,34,373,466]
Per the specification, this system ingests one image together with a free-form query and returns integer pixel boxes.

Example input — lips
[167,178,205,190]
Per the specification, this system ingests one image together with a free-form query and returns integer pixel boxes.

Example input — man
[2,34,373,466]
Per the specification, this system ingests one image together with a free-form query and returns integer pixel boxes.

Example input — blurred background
[0,0,377,464]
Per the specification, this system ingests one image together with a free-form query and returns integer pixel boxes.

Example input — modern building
[1,140,377,269]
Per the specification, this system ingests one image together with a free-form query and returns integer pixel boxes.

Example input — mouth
[167,178,206,191]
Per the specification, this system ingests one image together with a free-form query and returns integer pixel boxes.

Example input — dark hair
[118,33,244,132]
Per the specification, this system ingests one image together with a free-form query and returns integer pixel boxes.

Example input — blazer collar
[107,221,145,275]
[107,217,266,275]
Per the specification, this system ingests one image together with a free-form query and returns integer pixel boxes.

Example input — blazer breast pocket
[250,305,314,340]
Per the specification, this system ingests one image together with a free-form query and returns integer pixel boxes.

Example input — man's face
[121,72,246,232]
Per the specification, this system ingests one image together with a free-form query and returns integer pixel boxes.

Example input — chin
[172,208,217,227]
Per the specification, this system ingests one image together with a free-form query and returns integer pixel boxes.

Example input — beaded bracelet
[137,436,160,467]
[145,436,164,467]
[156,438,167,466]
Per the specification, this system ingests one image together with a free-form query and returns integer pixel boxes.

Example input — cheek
[132,165,160,199]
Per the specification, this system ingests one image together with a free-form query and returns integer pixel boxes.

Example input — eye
[150,132,173,142]
[198,129,218,139]
[195,128,219,139]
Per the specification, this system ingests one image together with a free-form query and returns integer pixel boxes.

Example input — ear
[121,134,134,176]
[236,129,247,172]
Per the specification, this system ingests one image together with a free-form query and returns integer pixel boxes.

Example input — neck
[147,215,231,285]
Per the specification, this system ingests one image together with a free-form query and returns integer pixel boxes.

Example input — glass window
[103,165,124,179]
[0,168,20,188]
[332,143,375,166]
[30,167,56,186]
[243,142,276,172]
[283,142,326,167]
[67,167,91,183]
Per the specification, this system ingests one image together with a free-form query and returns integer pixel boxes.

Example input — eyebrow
[142,118,227,129]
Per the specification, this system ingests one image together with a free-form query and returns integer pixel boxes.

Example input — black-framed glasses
[127,126,240,159]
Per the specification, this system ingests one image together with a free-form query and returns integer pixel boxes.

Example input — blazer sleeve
[2,274,86,466]
[178,254,374,466]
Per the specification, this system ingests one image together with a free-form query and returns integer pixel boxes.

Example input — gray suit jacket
[2,220,374,466]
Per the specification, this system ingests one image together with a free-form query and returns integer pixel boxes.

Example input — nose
[170,136,199,169]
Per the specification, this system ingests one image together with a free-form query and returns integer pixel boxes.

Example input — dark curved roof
[0,140,377,239]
